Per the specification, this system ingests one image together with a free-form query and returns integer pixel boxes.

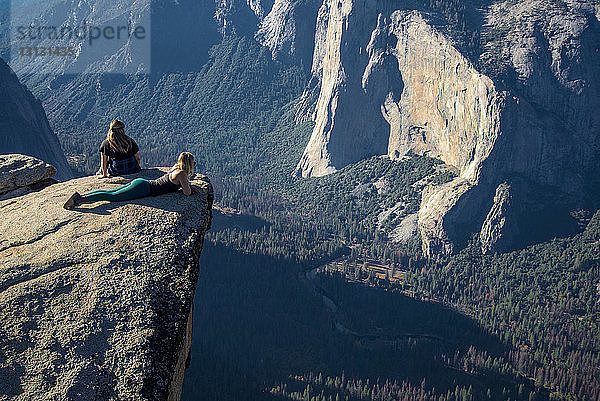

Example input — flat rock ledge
[0,168,213,401]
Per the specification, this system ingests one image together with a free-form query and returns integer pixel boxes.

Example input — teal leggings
[82,178,151,203]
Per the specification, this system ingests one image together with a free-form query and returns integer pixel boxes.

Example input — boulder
[0,168,213,401]
[0,154,57,194]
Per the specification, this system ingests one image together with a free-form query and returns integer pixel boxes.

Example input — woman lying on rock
[63,152,198,209]
[97,119,141,177]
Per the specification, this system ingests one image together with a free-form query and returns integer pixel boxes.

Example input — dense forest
[182,242,550,401]
[406,218,600,400]
[190,152,599,400]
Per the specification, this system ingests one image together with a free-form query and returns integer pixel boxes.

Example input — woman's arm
[101,153,109,177]
[176,171,192,196]
[134,152,140,166]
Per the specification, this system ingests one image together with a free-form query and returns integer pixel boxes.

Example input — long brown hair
[106,119,133,154]
[171,152,195,178]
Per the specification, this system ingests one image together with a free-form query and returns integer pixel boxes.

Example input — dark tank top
[149,173,180,196]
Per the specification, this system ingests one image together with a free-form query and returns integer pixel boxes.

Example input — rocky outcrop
[296,0,600,255]
[255,0,321,66]
[214,0,262,35]
[418,178,479,257]
[215,0,320,62]
[479,182,519,255]
[0,154,57,199]
[247,0,275,20]
[0,166,213,400]
[0,58,72,181]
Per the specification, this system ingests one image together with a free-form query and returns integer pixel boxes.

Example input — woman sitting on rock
[64,152,197,209]
[97,119,141,177]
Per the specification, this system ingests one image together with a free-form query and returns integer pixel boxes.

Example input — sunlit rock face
[0,154,56,195]
[0,163,213,401]
[295,0,389,178]
[294,0,600,255]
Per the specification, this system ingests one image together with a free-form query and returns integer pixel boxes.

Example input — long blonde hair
[106,119,133,154]
[171,152,195,178]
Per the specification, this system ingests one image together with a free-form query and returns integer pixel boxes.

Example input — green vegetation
[406,213,600,400]
[183,243,547,401]
[50,35,309,176]
[195,153,600,400]
[211,153,451,264]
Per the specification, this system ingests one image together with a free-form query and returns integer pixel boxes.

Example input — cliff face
[295,0,388,177]
[7,0,152,76]
[0,59,72,181]
[295,5,504,179]
[255,0,321,66]
[0,156,213,401]
[294,0,600,255]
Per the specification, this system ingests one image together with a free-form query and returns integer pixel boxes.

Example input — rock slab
[0,154,57,195]
[0,168,213,401]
